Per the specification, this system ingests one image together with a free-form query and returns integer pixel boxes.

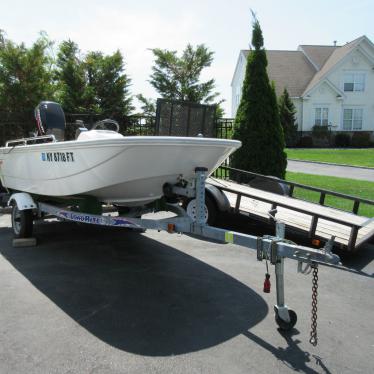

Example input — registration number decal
[41,152,75,162]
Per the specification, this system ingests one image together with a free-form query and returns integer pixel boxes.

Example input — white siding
[231,52,246,117]
[231,39,374,132]
[302,82,341,131]
[303,45,374,131]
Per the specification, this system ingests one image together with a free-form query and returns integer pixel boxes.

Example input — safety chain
[309,264,319,346]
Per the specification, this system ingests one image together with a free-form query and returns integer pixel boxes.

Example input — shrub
[334,133,351,147]
[298,136,313,148]
[351,132,371,147]
[278,88,298,147]
[312,125,329,139]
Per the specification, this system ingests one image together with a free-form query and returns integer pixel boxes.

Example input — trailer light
[312,239,321,246]
[167,223,175,233]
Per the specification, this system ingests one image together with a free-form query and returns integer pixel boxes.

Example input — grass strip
[286,148,374,168]
[286,171,374,217]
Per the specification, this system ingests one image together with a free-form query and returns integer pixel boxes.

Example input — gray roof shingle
[240,36,367,98]
[298,45,338,69]
[242,50,316,97]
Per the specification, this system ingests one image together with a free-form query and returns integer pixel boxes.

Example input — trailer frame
[8,167,341,336]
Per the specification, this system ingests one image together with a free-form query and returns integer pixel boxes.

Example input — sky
[1,0,373,115]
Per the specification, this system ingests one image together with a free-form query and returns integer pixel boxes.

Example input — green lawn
[286,148,374,168]
[286,171,374,217]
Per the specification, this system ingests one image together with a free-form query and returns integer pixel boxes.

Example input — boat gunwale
[0,136,241,152]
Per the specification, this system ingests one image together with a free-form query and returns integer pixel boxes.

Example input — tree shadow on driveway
[0,221,269,356]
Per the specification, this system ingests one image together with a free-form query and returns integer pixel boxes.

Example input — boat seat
[77,130,124,141]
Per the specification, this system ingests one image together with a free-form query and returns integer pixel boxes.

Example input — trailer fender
[8,193,37,210]
[205,184,230,212]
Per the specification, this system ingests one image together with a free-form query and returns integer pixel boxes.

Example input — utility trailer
[7,168,341,345]
[210,166,374,252]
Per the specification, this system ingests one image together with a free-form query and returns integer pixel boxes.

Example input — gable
[231,36,374,105]
[304,79,344,99]
[302,36,374,96]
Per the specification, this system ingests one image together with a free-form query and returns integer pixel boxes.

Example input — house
[231,36,374,138]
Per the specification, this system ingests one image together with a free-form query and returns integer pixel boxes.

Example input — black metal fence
[0,114,234,145]
[0,114,157,145]
[155,98,217,137]
[213,118,235,179]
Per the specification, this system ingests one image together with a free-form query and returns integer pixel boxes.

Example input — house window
[343,108,363,130]
[314,108,329,126]
[343,73,365,92]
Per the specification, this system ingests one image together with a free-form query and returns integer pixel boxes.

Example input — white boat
[0,102,240,206]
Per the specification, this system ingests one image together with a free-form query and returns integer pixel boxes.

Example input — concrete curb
[288,158,374,170]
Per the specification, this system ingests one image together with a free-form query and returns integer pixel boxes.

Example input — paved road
[287,160,374,182]
[1,213,374,373]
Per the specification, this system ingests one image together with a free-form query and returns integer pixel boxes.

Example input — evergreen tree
[278,88,298,147]
[135,94,156,116]
[231,14,287,179]
[56,41,133,117]
[0,31,54,121]
[149,44,219,104]
[85,51,133,117]
[55,40,86,113]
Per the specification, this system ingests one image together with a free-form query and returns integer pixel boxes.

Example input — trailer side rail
[208,176,374,252]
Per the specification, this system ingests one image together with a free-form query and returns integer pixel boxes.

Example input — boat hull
[0,136,240,206]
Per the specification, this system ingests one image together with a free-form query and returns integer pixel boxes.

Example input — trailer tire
[183,194,217,226]
[11,204,33,238]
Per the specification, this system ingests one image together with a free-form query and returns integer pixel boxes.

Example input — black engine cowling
[35,101,66,141]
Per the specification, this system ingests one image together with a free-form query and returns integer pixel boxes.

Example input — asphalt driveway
[287,160,374,181]
[0,213,373,373]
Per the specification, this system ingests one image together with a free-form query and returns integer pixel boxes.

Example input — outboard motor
[35,101,66,141]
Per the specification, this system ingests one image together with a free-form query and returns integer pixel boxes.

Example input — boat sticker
[58,211,139,227]
[41,152,75,162]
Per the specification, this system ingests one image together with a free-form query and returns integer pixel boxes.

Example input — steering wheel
[92,119,120,132]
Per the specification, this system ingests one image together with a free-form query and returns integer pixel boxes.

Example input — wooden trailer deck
[208,177,374,252]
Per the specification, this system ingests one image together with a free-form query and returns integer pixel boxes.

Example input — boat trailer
[8,168,341,346]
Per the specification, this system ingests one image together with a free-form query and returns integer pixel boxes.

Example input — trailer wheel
[11,204,33,238]
[183,194,217,225]
[275,309,297,331]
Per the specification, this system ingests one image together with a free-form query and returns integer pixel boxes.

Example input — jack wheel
[11,204,33,238]
[183,194,217,225]
[275,309,297,331]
